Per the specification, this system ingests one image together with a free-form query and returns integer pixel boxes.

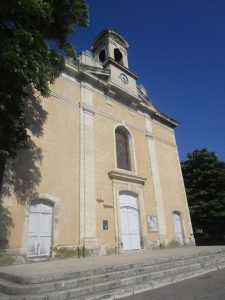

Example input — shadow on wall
[0,202,14,249]
[0,90,48,249]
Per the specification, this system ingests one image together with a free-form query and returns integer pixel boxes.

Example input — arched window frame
[98,48,106,63]
[114,48,124,65]
[114,125,136,172]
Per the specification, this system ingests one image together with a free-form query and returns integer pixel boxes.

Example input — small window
[103,220,108,230]
[99,49,106,63]
[114,48,123,64]
[115,127,131,170]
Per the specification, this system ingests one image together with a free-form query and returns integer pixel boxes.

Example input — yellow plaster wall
[153,122,190,241]
[50,75,81,102]
[4,77,81,250]
[36,93,80,246]
[152,120,175,144]
[93,92,145,128]
[4,198,25,249]
[133,128,160,241]
[94,113,115,244]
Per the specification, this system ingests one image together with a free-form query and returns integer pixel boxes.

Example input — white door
[27,200,53,257]
[173,212,184,245]
[120,193,141,250]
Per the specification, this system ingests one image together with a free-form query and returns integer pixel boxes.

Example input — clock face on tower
[119,73,128,84]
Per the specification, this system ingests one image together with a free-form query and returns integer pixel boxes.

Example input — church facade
[1,30,195,258]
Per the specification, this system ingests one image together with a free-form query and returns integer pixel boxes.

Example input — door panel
[27,212,39,235]
[120,193,138,209]
[120,208,130,250]
[128,209,141,250]
[27,237,38,256]
[27,201,53,257]
[120,193,141,250]
[40,213,52,234]
[40,237,51,256]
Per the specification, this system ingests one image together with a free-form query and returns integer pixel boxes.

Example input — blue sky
[72,0,225,161]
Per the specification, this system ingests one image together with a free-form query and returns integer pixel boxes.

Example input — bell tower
[91,30,138,97]
[91,29,129,68]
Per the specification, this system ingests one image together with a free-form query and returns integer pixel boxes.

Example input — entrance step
[0,248,225,299]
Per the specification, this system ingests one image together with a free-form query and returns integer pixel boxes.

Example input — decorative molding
[173,209,181,214]
[146,130,153,140]
[129,102,138,110]
[106,99,113,106]
[152,118,175,133]
[30,193,60,204]
[50,91,80,107]
[50,91,176,148]
[63,60,178,128]
[62,71,142,115]
[124,122,145,134]
[154,136,176,148]
[61,72,79,84]
[108,171,146,185]
[105,58,138,79]
[80,65,110,77]
[80,103,95,116]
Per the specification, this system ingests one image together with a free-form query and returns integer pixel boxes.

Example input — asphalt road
[122,268,225,300]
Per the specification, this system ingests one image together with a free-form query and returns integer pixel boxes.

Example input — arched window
[99,49,106,63]
[115,127,131,170]
[114,48,123,64]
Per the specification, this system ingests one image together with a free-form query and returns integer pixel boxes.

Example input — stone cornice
[91,30,129,51]
[80,103,95,116]
[80,65,110,78]
[64,61,179,129]
[104,58,138,79]
[140,102,178,128]
[108,171,147,185]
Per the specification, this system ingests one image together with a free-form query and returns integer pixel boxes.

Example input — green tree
[181,149,225,240]
[0,0,89,187]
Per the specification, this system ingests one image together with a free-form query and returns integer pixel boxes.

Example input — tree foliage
[181,149,225,236]
[0,0,89,159]
[0,1,88,245]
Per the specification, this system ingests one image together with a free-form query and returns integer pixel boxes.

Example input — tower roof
[91,29,129,51]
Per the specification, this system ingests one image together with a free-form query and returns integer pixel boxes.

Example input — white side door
[128,208,141,249]
[120,207,130,250]
[120,193,141,250]
[27,201,53,257]
[173,212,184,245]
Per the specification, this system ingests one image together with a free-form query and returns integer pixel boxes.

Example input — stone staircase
[0,248,225,300]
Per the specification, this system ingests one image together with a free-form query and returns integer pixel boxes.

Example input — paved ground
[0,246,225,278]
[122,268,225,300]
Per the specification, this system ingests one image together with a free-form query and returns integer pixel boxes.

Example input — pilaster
[172,134,195,245]
[144,114,168,245]
[79,83,98,249]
